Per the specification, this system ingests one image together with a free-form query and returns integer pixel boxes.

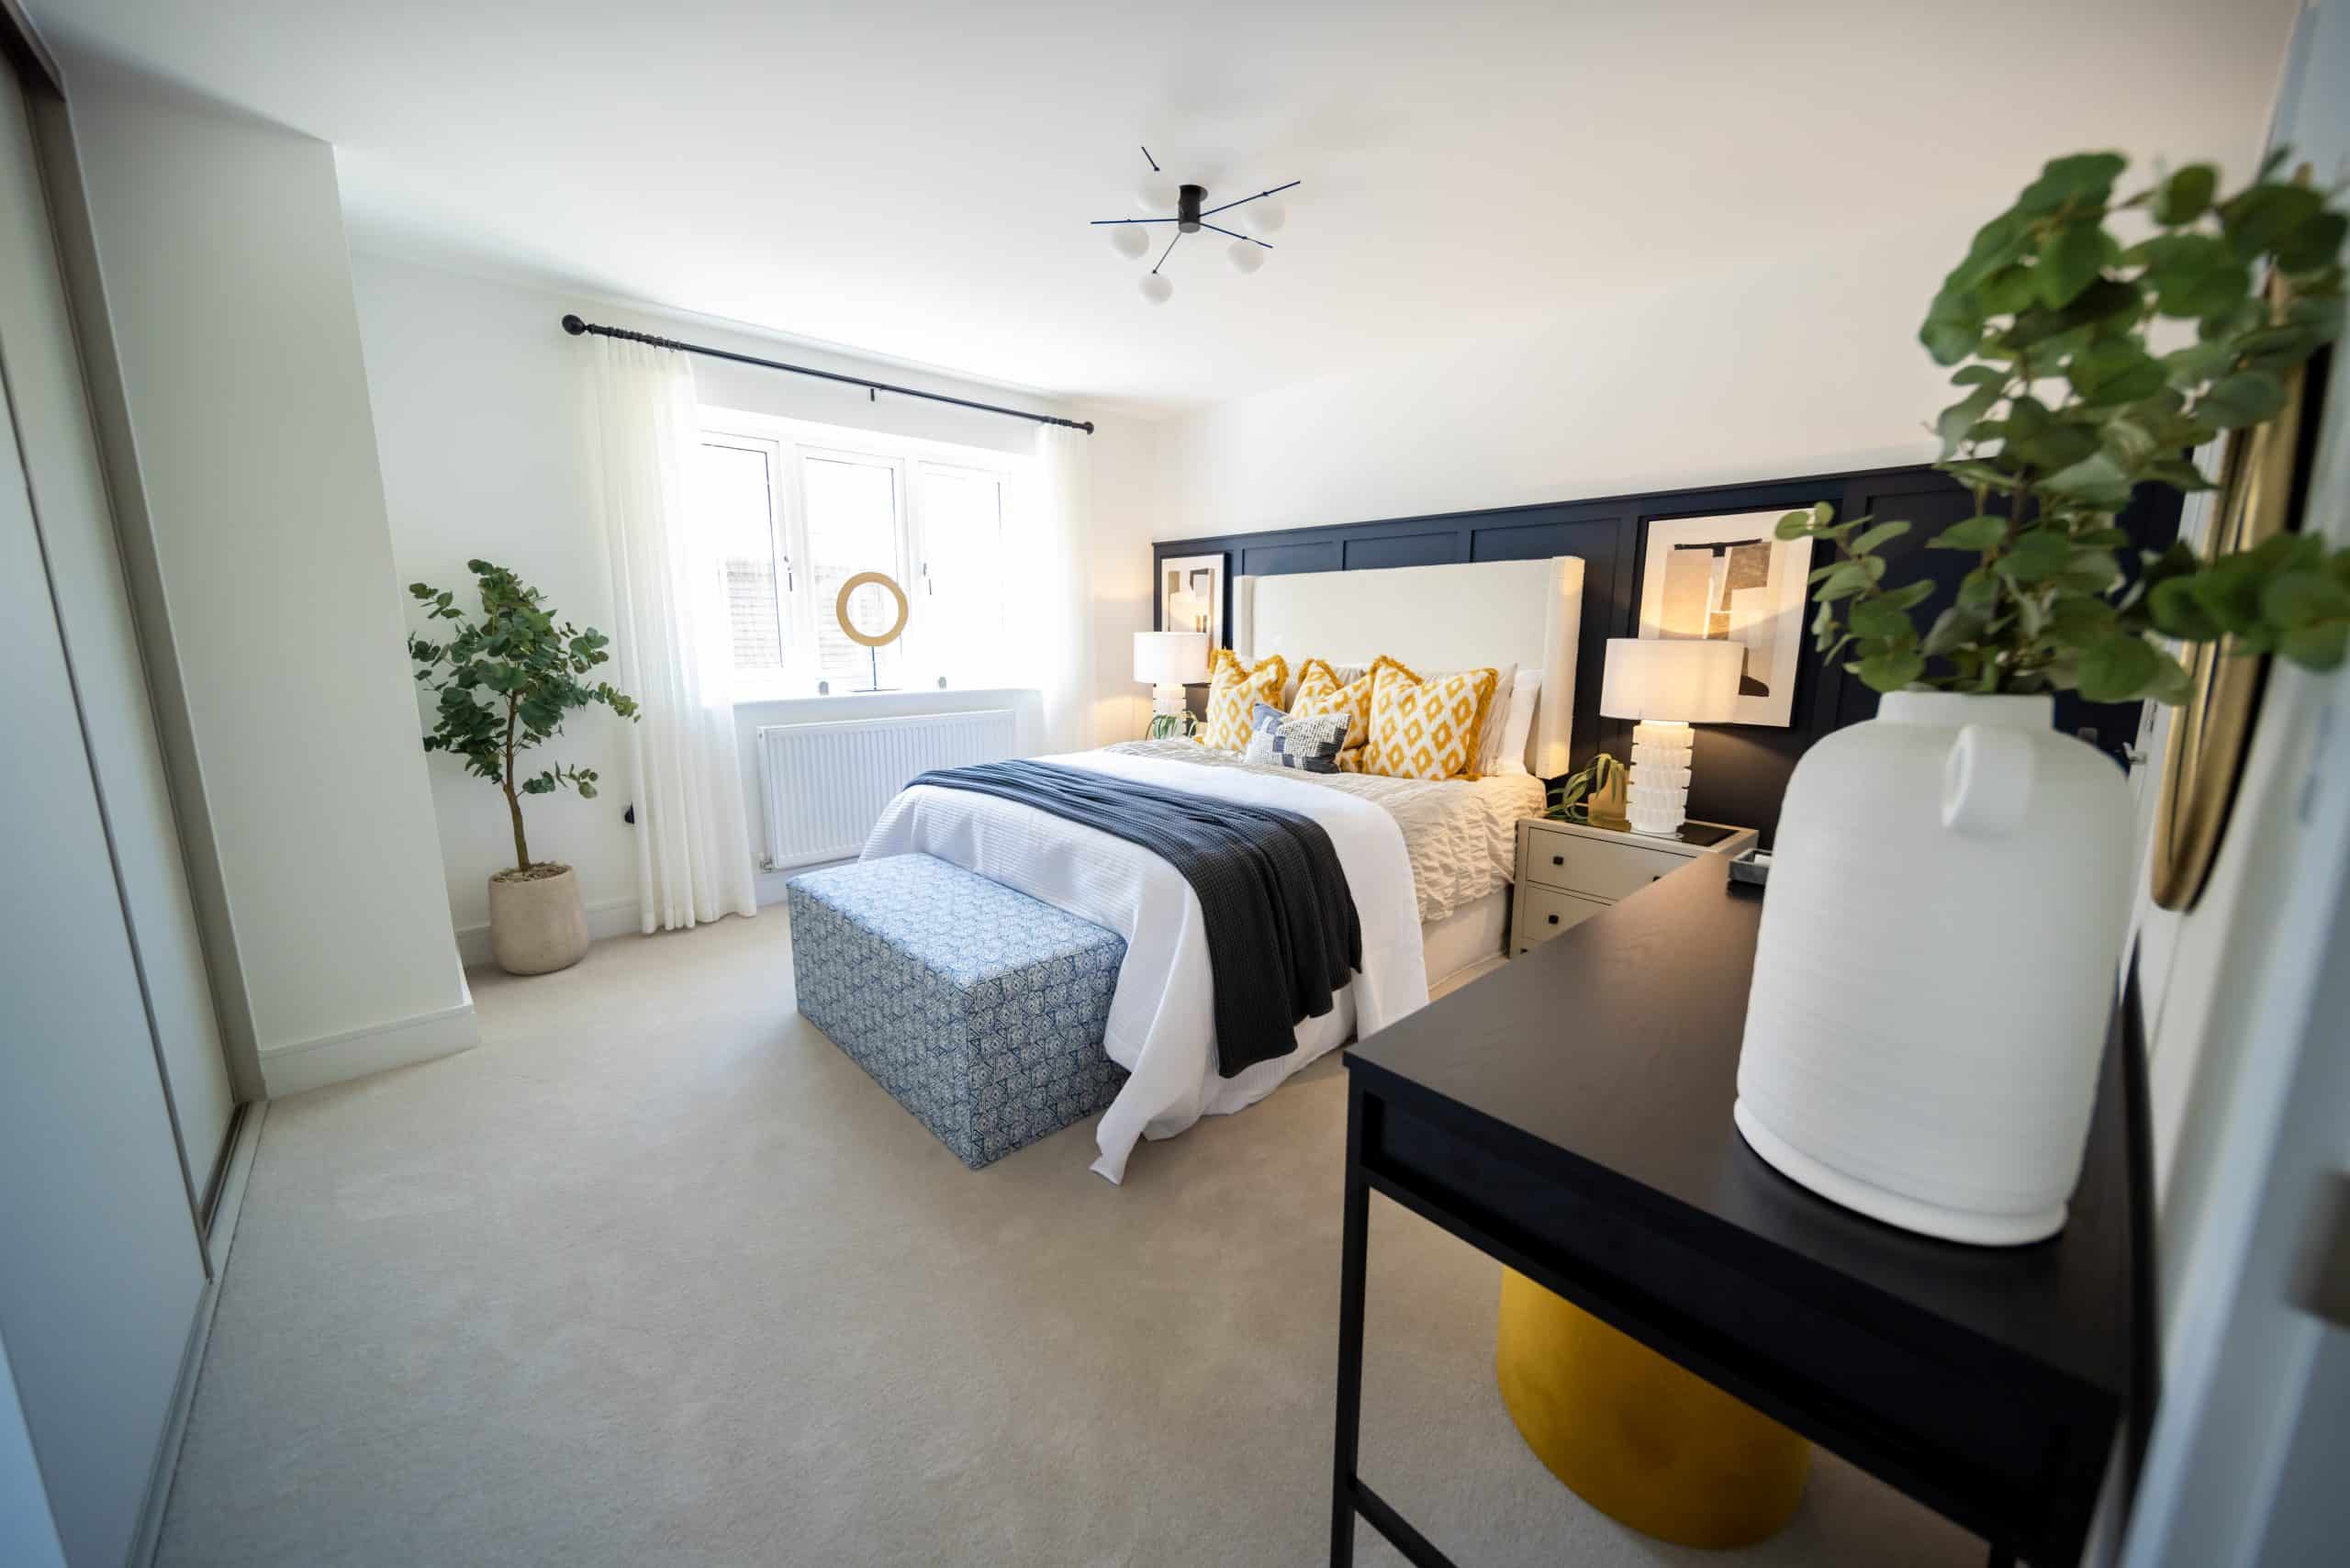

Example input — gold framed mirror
[2150,281,2322,912]
[835,571,910,648]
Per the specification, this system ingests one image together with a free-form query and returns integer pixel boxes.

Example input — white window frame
[700,431,793,680]
[791,442,912,689]
[698,409,1022,699]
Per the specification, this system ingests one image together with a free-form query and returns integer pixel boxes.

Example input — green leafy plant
[1147,710,1199,740]
[1783,150,2350,701]
[408,561,638,874]
[1548,751,1626,822]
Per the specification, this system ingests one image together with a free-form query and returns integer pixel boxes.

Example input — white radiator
[757,710,1016,869]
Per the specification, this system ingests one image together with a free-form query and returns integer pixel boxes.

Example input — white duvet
[861,748,1429,1182]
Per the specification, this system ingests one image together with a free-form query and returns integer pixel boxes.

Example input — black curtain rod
[559,314,1093,434]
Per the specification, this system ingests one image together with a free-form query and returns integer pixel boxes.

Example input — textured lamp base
[1496,1268,1810,1548]
[1627,721,1695,836]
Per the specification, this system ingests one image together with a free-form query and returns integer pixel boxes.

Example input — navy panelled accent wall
[1154,464,2180,846]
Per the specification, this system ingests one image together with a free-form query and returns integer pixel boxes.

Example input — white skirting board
[255,1000,478,1098]
[453,894,643,969]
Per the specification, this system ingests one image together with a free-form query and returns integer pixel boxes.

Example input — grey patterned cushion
[787,854,1127,1169]
[1243,701,1350,774]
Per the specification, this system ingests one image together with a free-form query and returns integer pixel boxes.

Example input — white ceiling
[35,0,2298,414]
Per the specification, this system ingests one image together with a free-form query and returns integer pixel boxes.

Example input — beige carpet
[157,909,1980,1567]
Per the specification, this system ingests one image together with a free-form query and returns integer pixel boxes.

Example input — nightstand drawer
[1519,886,1611,949]
[1522,827,1688,900]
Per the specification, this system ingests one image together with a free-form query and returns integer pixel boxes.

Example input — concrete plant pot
[487,863,589,976]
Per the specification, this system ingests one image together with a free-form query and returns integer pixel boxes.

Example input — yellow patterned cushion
[1360,658,1499,780]
[1200,650,1289,752]
[1290,659,1376,766]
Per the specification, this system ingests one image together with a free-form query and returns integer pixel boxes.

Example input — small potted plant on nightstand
[1547,751,1628,830]
[408,561,638,976]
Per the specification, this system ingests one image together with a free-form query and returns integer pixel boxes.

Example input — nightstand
[1512,816,1756,956]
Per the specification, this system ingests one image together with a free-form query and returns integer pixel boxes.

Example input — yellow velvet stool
[1495,1269,1810,1548]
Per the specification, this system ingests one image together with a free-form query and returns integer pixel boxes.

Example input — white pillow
[1495,669,1541,775]
[1472,661,1518,775]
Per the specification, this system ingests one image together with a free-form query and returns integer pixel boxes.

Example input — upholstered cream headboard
[1230,557,1583,777]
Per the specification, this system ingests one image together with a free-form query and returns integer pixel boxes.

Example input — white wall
[64,61,474,1095]
[348,249,1162,946]
[2117,4,2350,1562]
[1153,225,1962,538]
[1083,411,1163,746]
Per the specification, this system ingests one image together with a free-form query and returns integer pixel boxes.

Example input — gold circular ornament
[2149,282,2319,913]
[834,571,909,648]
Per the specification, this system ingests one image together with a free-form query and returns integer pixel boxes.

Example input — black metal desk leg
[1331,1086,1371,1567]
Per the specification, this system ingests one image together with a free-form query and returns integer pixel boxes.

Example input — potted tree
[408,561,638,975]
[1736,151,2347,1244]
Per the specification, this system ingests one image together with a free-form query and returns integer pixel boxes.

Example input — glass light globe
[1226,239,1265,274]
[1135,177,1178,216]
[1108,225,1150,261]
[1138,273,1173,305]
[1244,200,1286,235]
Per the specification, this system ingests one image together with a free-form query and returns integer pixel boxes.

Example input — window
[694,416,1018,695]
[698,438,787,673]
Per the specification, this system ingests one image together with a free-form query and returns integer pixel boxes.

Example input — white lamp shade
[1244,200,1286,235]
[1138,272,1173,305]
[1134,631,1210,687]
[1108,225,1150,260]
[1598,638,1743,722]
[1225,239,1265,274]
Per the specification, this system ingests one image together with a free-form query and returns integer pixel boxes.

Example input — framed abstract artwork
[1158,553,1225,651]
[1636,510,1814,727]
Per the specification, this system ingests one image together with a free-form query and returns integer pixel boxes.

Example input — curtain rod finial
[561,314,588,335]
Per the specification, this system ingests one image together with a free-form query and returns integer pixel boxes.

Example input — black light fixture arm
[557,315,1093,434]
[1199,220,1270,249]
[1198,179,1301,221]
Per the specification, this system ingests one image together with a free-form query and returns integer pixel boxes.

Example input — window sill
[729,684,1040,715]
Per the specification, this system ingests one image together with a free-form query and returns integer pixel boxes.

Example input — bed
[863,555,1584,1181]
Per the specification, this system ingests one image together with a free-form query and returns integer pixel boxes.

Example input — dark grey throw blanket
[906,759,1361,1078]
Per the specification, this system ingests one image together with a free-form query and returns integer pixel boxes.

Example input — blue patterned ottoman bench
[787,854,1129,1169]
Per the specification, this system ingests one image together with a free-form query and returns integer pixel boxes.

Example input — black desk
[1332,853,2147,1568]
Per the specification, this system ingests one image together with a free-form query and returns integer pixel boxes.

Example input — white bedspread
[861,749,1428,1182]
[1100,740,1546,923]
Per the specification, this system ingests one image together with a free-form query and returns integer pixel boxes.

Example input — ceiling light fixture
[1093,146,1299,306]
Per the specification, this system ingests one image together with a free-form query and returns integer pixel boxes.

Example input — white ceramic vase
[1733,692,2133,1246]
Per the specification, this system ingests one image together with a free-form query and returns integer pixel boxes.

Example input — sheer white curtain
[1025,424,1096,754]
[586,336,759,932]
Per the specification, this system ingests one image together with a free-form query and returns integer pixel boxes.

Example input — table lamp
[1134,631,1210,737]
[1598,638,1743,836]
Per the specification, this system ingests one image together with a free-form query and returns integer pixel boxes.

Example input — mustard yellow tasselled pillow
[1200,649,1288,752]
[1290,658,1376,767]
[1360,659,1500,780]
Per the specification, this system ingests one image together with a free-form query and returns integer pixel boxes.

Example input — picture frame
[1636,510,1814,728]
[1158,553,1225,653]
